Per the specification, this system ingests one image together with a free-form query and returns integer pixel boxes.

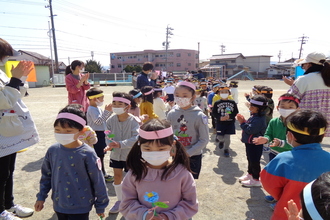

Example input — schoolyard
[13,80,330,220]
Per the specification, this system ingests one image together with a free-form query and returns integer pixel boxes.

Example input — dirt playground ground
[11,80,330,220]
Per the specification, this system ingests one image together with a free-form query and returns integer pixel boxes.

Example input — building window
[111,65,115,69]
[188,53,191,56]
[195,54,198,59]
[160,55,163,57]
[155,55,159,57]
[118,64,122,68]
[176,53,181,57]
[117,56,122,60]
[195,64,198,68]
[216,61,220,64]
[133,56,137,58]
[231,60,235,63]
[177,63,181,67]
[155,64,159,67]
[188,63,191,66]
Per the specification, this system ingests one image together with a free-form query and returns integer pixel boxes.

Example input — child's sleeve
[119,119,139,149]
[88,108,112,125]
[65,75,81,94]
[105,118,112,146]
[161,172,198,220]
[36,150,52,201]
[260,160,289,201]
[231,102,239,120]
[186,113,209,156]
[120,171,149,219]
[263,120,274,142]
[212,102,220,120]
[240,117,263,135]
[85,153,109,214]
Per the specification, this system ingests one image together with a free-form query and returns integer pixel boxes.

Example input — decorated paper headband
[88,93,104,99]
[113,97,131,105]
[260,90,273,94]
[279,96,300,104]
[139,127,173,140]
[287,122,325,136]
[56,113,86,126]
[303,180,323,220]
[219,86,230,90]
[154,88,163,92]
[144,89,154,95]
[250,99,268,106]
[132,92,142,99]
[213,84,220,88]
[177,81,196,90]
[252,87,261,94]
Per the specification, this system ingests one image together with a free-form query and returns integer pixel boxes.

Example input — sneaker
[108,201,121,214]
[264,195,276,203]
[241,179,261,187]
[6,205,33,218]
[224,149,230,157]
[269,202,277,210]
[0,211,22,220]
[218,142,224,149]
[104,175,114,183]
[238,173,252,182]
[215,137,220,143]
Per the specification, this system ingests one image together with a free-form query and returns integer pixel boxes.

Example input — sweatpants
[0,153,16,213]
[217,135,231,150]
[245,143,263,180]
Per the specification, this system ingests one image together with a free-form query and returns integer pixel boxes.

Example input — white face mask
[220,94,229,99]
[96,100,103,107]
[174,97,191,108]
[54,133,77,145]
[80,67,85,73]
[278,108,296,118]
[112,107,126,115]
[286,133,293,147]
[142,150,171,166]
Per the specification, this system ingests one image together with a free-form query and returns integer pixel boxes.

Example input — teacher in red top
[65,60,90,112]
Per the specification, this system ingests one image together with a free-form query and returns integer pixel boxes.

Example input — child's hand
[252,137,268,145]
[270,138,281,147]
[220,115,230,121]
[109,141,120,149]
[146,213,169,220]
[97,213,105,218]
[142,114,149,121]
[104,146,113,152]
[236,114,246,124]
[284,199,301,220]
[105,103,112,112]
[34,200,45,212]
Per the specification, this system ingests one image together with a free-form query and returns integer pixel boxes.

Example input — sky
[1,0,330,68]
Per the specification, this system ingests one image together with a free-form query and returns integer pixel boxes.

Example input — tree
[135,65,142,72]
[124,65,134,73]
[85,59,103,73]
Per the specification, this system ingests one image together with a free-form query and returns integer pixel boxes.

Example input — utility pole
[46,0,59,73]
[91,51,94,60]
[198,42,200,69]
[47,21,54,79]
[278,50,281,62]
[298,35,308,59]
[164,25,174,71]
[220,44,226,55]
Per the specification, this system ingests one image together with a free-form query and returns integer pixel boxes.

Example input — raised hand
[11,61,33,79]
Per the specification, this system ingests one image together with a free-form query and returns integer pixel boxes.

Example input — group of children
[32,77,330,220]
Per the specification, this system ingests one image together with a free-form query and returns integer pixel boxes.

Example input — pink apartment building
[110,49,198,73]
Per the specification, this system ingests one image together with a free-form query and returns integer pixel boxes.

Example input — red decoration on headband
[279,96,300,104]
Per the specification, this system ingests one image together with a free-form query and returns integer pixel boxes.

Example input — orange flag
[4,61,37,82]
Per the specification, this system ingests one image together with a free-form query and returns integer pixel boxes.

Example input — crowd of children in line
[2,54,330,220]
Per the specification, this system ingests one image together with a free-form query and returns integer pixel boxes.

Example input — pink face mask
[174,97,191,108]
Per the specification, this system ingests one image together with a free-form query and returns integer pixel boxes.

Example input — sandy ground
[11,80,330,220]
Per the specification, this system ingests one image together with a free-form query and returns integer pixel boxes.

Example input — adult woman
[0,38,39,219]
[288,52,330,136]
[65,60,90,112]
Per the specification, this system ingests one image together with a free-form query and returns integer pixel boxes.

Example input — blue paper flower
[144,191,159,203]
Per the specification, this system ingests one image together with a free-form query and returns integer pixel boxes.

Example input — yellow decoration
[88,93,104,99]
[287,122,325,136]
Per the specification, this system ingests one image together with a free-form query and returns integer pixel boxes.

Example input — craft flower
[104,130,115,140]
[144,191,169,217]
[144,191,159,203]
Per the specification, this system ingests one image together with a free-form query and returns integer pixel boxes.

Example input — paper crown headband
[303,180,323,220]
[56,113,86,126]
[279,96,300,104]
[177,81,196,90]
[113,97,131,105]
[287,122,325,136]
[139,127,173,140]
[87,93,104,99]
[143,89,154,95]
[250,99,268,106]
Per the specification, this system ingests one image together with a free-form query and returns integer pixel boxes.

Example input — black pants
[245,143,263,180]
[210,108,216,129]
[0,153,16,213]
[56,212,89,220]
[190,154,202,179]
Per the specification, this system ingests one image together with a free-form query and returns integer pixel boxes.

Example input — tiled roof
[18,50,50,60]
[210,53,245,60]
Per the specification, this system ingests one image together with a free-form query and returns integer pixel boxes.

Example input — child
[140,86,158,123]
[167,81,209,179]
[128,89,142,117]
[260,109,330,220]
[34,104,109,220]
[253,93,300,209]
[236,95,268,187]
[104,92,140,214]
[163,80,175,102]
[119,119,198,220]
[260,86,274,125]
[86,87,113,182]
[285,172,330,220]
[229,81,239,104]
[212,85,239,157]
[194,89,208,116]
[153,87,167,120]
[208,84,220,133]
